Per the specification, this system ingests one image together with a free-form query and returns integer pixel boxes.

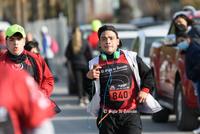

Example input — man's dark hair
[6,32,23,40]
[24,41,40,52]
[176,32,190,41]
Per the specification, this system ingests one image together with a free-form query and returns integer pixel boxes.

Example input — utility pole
[22,0,27,26]
[118,0,132,23]
[0,0,3,20]
[16,0,22,24]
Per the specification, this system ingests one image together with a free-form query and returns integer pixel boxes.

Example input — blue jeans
[192,79,200,107]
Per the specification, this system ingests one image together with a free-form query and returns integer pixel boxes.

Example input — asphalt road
[50,77,194,134]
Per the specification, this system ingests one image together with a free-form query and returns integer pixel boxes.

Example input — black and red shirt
[99,51,149,111]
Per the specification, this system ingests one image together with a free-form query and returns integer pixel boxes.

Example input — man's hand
[136,91,148,103]
[86,65,101,80]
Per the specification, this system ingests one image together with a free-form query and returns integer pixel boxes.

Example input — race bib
[109,83,131,101]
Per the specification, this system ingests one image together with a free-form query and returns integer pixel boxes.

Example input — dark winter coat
[188,25,200,46]
[181,42,200,82]
[65,39,93,69]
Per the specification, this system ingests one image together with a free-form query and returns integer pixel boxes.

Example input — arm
[19,73,55,132]
[34,54,54,98]
[189,26,200,45]
[136,55,154,103]
[85,40,93,60]
[83,65,101,96]
[65,40,72,60]
[83,75,94,96]
[40,58,54,98]
[187,49,200,81]
[136,55,154,93]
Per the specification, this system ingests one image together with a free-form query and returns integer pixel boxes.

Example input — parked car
[131,17,164,28]
[79,23,138,40]
[132,23,170,67]
[149,6,200,131]
[118,31,138,50]
[0,21,10,31]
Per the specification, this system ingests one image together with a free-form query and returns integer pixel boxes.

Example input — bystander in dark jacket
[176,32,200,133]
[65,27,93,106]
[174,14,200,45]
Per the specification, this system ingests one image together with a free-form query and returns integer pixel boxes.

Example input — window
[192,17,200,25]
[144,37,164,57]
[133,37,139,52]
[120,38,135,50]
[168,22,175,35]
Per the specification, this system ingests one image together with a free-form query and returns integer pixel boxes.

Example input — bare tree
[45,0,52,19]
[72,0,81,27]
[22,0,27,26]
[16,0,22,24]
[179,0,200,10]
[55,0,64,18]
[30,0,38,21]
[118,0,132,23]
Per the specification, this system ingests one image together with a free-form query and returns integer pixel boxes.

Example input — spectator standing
[87,19,102,50]
[0,29,6,39]
[24,40,61,114]
[176,32,200,134]
[26,31,37,42]
[83,25,161,134]
[0,24,60,114]
[174,14,200,45]
[25,41,40,54]
[0,30,7,56]
[0,66,55,134]
[26,31,33,41]
[65,27,93,106]
[40,25,58,82]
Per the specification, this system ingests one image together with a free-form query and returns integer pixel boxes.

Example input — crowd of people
[0,23,63,134]
[1,11,200,133]
[173,14,200,134]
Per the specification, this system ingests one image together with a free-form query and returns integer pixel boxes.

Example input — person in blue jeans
[176,32,200,134]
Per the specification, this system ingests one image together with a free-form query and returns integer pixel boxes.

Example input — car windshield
[192,18,200,25]
[82,30,92,40]
[144,37,164,57]
[120,38,135,50]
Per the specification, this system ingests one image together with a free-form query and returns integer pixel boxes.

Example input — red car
[150,6,200,131]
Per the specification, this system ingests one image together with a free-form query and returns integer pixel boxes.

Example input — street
[50,77,194,134]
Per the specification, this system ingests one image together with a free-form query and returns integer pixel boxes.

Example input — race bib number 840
[109,83,131,101]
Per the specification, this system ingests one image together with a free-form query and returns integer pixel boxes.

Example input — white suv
[132,23,170,67]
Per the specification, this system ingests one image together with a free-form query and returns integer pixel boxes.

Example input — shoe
[79,102,85,107]
[79,99,85,107]
[193,127,200,134]
[84,97,90,105]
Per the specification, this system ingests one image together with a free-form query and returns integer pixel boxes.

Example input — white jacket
[87,50,162,117]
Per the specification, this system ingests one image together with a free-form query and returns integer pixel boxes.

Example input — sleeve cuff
[141,87,149,93]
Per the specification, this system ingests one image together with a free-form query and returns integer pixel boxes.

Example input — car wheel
[175,81,198,131]
[152,76,160,99]
[152,107,170,122]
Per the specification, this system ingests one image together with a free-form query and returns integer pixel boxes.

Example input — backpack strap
[27,54,38,83]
